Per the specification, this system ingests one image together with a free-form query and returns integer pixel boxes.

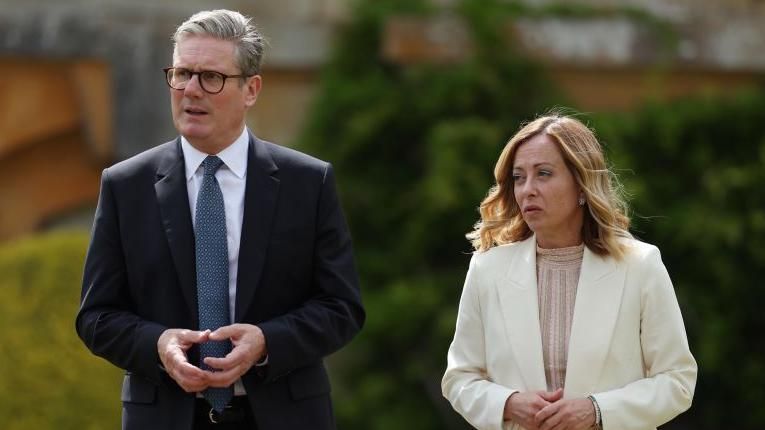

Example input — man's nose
[183,74,204,96]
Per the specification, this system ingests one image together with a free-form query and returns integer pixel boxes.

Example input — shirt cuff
[255,354,269,367]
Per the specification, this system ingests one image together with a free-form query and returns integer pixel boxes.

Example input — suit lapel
[495,236,547,391]
[155,139,198,320]
[234,134,280,322]
[564,247,626,396]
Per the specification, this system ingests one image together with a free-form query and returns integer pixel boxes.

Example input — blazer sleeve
[75,169,167,383]
[442,254,516,430]
[256,164,365,381]
[592,247,697,429]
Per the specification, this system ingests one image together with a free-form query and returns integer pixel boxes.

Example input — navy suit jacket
[76,134,365,430]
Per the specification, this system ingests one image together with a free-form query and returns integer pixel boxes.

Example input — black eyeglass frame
[163,67,254,94]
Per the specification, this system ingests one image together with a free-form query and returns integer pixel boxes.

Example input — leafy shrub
[299,0,765,428]
[595,91,765,429]
[299,0,560,428]
[0,230,122,430]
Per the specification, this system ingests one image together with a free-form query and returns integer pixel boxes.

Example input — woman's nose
[521,177,536,195]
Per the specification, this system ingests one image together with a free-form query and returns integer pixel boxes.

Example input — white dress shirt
[181,126,248,396]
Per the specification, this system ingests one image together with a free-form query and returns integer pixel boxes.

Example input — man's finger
[166,347,189,363]
[206,340,255,366]
[168,360,209,393]
[175,361,207,380]
[208,324,244,341]
[203,352,240,370]
[204,366,244,387]
[179,380,208,393]
[179,329,211,344]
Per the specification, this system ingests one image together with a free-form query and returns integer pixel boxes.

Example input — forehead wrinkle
[513,146,563,169]
[513,138,566,170]
[173,37,238,72]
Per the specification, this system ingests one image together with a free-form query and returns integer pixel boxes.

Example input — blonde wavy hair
[467,114,632,259]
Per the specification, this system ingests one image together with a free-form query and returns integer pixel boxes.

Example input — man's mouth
[185,107,208,116]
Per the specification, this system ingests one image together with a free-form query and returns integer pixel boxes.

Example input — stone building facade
[0,0,763,240]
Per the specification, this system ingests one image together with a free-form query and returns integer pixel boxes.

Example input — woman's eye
[512,174,523,182]
[539,170,551,177]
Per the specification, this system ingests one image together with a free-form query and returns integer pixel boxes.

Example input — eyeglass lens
[167,68,225,93]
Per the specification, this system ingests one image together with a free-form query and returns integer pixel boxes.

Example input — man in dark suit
[76,9,364,430]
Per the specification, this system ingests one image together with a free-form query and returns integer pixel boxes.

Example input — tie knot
[202,156,224,176]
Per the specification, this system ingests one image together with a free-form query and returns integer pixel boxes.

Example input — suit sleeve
[592,247,697,429]
[257,164,365,381]
[442,254,516,430]
[75,169,167,383]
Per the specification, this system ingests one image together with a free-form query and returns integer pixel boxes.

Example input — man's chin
[178,126,211,141]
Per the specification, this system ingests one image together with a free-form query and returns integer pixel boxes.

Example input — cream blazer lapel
[495,236,547,392]
[444,238,696,430]
[564,246,626,398]
[495,237,628,396]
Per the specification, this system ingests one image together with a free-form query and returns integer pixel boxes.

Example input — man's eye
[201,71,223,82]
[175,69,191,80]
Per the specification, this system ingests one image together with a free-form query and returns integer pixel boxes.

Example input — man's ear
[244,75,262,107]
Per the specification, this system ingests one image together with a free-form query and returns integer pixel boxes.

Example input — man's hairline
[171,34,247,75]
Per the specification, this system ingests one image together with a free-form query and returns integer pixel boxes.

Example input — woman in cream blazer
[442,114,696,430]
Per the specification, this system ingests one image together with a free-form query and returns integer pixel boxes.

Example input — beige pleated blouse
[536,243,585,391]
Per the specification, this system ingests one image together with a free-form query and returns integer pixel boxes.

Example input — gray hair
[172,9,265,75]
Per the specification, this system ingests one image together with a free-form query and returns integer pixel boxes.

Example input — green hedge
[297,0,765,429]
[0,230,122,429]
[594,91,765,428]
[4,2,763,428]
[299,0,562,428]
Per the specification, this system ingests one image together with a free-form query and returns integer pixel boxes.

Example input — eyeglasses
[163,67,253,94]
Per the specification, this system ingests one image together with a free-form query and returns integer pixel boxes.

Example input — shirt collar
[181,127,249,181]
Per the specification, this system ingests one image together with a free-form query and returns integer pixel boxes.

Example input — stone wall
[3,0,762,157]
[0,0,346,158]
[0,0,763,239]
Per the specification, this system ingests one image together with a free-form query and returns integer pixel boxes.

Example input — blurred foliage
[299,0,765,429]
[300,0,560,428]
[594,91,765,429]
[2,1,762,429]
[0,230,122,430]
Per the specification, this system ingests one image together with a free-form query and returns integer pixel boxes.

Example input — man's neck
[186,127,246,155]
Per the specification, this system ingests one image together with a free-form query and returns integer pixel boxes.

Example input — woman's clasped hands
[503,389,596,430]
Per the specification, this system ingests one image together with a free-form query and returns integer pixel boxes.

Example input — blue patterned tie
[195,156,233,412]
